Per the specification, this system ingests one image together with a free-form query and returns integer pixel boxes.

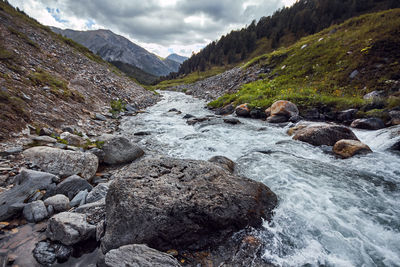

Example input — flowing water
[120,91,400,267]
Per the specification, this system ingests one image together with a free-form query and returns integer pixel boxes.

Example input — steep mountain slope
[51,27,180,77]
[0,1,157,141]
[165,9,400,122]
[166,53,188,64]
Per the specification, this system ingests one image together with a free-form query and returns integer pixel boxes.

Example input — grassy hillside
[208,9,400,113]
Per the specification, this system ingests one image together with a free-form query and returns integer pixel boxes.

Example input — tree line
[161,0,399,81]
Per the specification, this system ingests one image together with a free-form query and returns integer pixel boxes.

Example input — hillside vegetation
[208,9,400,114]
[163,0,399,80]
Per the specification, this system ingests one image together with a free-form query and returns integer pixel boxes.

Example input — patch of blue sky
[46,7,68,23]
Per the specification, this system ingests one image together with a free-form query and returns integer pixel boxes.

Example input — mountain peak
[166,53,188,64]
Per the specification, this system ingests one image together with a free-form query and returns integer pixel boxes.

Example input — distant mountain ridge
[50,27,183,77]
[166,53,188,64]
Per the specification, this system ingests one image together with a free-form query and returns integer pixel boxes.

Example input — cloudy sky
[8,0,296,57]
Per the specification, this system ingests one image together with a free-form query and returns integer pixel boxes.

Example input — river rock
[101,136,144,165]
[23,200,48,222]
[70,189,88,207]
[104,244,181,267]
[265,107,271,117]
[60,132,86,147]
[44,194,70,212]
[250,108,267,119]
[33,240,73,265]
[0,169,58,221]
[389,111,400,125]
[235,103,250,117]
[102,156,277,253]
[23,146,98,180]
[270,100,299,118]
[215,104,234,115]
[223,118,241,125]
[293,124,359,146]
[75,198,105,225]
[86,183,110,204]
[208,156,235,173]
[337,109,358,122]
[350,118,385,130]
[56,175,93,200]
[46,212,96,246]
[333,139,372,158]
[267,115,288,123]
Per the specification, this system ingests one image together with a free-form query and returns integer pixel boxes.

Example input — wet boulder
[270,100,299,118]
[350,118,385,130]
[235,103,251,117]
[293,124,359,146]
[56,175,93,200]
[102,157,277,253]
[104,244,181,267]
[46,212,96,246]
[23,200,48,222]
[250,108,267,119]
[208,156,235,173]
[0,169,58,221]
[333,139,372,158]
[267,115,288,123]
[23,146,98,180]
[215,104,235,115]
[337,109,358,123]
[223,118,241,125]
[389,111,400,125]
[100,136,144,165]
[44,194,70,212]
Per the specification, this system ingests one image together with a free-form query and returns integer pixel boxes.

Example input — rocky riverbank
[0,102,279,266]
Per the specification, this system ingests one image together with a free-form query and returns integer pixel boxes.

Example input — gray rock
[223,118,241,125]
[33,241,72,266]
[363,90,384,100]
[47,205,55,217]
[208,156,235,173]
[0,169,58,221]
[44,194,70,212]
[293,124,359,146]
[95,113,107,121]
[104,244,181,267]
[30,135,57,145]
[75,198,106,225]
[349,69,359,79]
[56,175,93,200]
[101,136,144,165]
[60,132,86,147]
[23,146,98,180]
[2,146,23,155]
[46,212,96,246]
[88,148,105,163]
[39,128,53,136]
[102,157,277,253]
[23,200,48,222]
[70,189,88,207]
[86,183,109,204]
[337,109,358,122]
[215,104,235,115]
[351,118,385,130]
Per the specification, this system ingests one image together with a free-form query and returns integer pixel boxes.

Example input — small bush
[109,99,126,115]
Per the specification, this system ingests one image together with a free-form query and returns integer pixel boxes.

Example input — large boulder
[333,139,372,158]
[350,118,385,130]
[215,104,234,115]
[23,200,48,222]
[56,175,93,200]
[104,244,181,267]
[293,124,359,146]
[102,157,277,253]
[101,136,144,165]
[46,212,96,246]
[0,169,58,221]
[23,147,98,180]
[270,100,299,118]
[235,103,250,117]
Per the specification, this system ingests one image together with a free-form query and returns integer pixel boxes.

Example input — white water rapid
[120,91,400,267]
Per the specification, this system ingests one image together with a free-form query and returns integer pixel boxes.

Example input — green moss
[210,9,400,112]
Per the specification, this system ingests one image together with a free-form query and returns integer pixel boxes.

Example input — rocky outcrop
[23,147,98,180]
[102,157,277,253]
[350,118,385,130]
[235,104,251,117]
[292,124,359,146]
[100,136,144,165]
[333,139,372,158]
[56,175,93,200]
[46,212,96,246]
[0,169,58,220]
[104,244,181,267]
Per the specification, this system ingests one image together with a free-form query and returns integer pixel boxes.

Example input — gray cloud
[9,0,291,55]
